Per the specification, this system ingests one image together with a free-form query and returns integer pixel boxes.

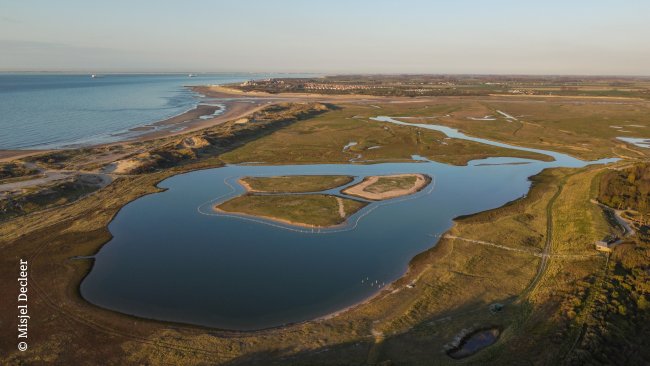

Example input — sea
[0,73,304,150]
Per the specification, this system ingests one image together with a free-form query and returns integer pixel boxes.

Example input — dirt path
[0,171,73,191]
[519,174,566,299]
[496,110,518,121]
[444,235,541,256]
[0,163,113,193]
[444,235,598,259]
[591,199,635,238]
[336,197,346,218]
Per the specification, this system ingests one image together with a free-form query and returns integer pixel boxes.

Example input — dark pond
[447,327,501,359]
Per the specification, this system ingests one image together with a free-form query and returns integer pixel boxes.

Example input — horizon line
[1,70,650,78]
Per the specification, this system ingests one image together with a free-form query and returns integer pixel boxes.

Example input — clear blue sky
[1,0,649,74]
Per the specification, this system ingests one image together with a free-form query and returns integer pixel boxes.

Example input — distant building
[595,241,612,252]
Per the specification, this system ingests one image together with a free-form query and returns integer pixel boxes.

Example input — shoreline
[118,99,265,143]
[0,86,268,162]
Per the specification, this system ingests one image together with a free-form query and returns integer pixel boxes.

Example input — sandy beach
[0,88,269,162]
[342,174,432,201]
[122,100,267,142]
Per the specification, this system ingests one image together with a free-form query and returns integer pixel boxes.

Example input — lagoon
[79,118,617,330]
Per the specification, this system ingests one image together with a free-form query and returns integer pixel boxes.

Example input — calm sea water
[80,117,617,330]
[0,73,299,149]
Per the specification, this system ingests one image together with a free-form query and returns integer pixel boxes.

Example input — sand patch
[342,173,431,201]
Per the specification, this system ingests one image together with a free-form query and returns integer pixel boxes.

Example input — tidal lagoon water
[80,117,617,330]
[0,73,301,149]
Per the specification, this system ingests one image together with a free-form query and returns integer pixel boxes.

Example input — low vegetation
[373,100,650,161]
[364,175,416,193]
[216,194,366,227]
[342,173,430,201]
[109,103,332,174]
[0,162,39,181]
[555,163,650,365]
[220,104,552,165]
[240,175,353,193]
[598,163,650,222]
[0,174,106,220]
[26,102,331,174]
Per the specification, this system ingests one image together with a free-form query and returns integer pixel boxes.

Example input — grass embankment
[342,173,431,201]
[552,163,650,365]
[220,104,553,165]
[240,175,353,193]
[216,194,366,228]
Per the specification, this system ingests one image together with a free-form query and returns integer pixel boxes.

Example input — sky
[1,0,649,75]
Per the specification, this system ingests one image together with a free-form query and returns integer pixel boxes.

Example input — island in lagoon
[342,173,431,201]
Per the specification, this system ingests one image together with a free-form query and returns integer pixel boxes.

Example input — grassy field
[216,194,366,227]
[221,104,553,165]
[364,175,417,193]
[240,175,353,193]
[384,99,650,161]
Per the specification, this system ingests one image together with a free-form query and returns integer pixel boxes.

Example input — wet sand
[119,100,266,142]
[0,149,55,163]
